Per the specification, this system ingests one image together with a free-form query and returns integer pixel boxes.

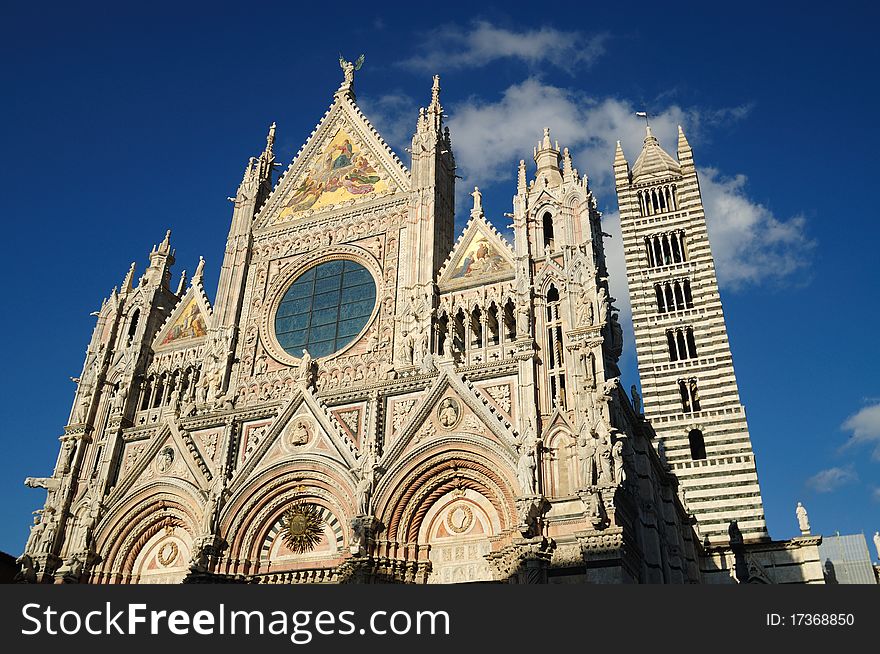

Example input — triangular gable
[256,93,409,229]
[152,281,213,351]
[382,365,518,465]
[437,213,515,290]
[228,386,360,492]
[108,419,210,504]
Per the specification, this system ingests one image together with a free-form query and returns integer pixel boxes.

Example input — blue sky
[1,2,877,556]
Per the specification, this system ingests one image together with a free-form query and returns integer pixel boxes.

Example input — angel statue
[339,54,365,91]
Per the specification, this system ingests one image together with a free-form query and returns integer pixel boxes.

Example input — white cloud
[402,21,608,73]
[699,169,814,289]
[841,403,880,460]
[444,78,813,293]
[805,466,859,493]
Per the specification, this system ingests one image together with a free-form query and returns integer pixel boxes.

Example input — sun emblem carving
[280,502,325,554]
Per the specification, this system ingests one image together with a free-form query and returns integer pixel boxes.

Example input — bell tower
[614,124,768,543]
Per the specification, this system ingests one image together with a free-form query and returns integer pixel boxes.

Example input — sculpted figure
[596,287,609,324]
[630,384,642,414]
[612,438,626,485]
[595,433,613,484]
[577,422,596,487]
[576,287,594,327]
[607,313,623,360]
[516,422,537,495]
[795,502,810,534]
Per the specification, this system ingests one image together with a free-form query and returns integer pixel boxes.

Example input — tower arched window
[545,285,566,409]
[688,429,707,460]
[543,212,555,252]
[679,378,701,413]
[666,327,698,360]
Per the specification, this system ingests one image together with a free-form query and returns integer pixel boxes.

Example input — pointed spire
[562,147,574,181]
[677,125,693,165]
[429,74,442,114]
[631,125,680,182]
[158,229,172,254]
[193,256,205,283]
[175,269,187,296]
[121,262,136,293]
[266,121,276,153]
[534,127,561,181]
[517,159,527,194]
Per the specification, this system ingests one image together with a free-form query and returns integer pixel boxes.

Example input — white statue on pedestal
[795,502,810,534]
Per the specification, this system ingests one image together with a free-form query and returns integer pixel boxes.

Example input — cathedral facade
[18,65,823,584]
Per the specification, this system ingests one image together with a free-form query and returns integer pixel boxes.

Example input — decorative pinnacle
[158,229,172,254]
[193,256,205,283]
[175,269,187,296]
[430,74,441,111]
[122,261,136,292]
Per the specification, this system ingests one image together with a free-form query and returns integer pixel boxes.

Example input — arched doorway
[130,525,193,584]
[419,489,498,584]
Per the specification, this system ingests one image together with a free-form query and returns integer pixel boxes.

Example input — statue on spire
[338,54,365,94]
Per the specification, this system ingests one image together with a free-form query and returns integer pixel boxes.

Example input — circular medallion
[273,259,377,359]
[288,418,312,447]
[155,447,175,473]
[437,398,460,430]
[446,504,474,534]
[157,540,179,567]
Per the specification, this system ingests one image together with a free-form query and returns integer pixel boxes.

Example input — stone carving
[576,287,594,327]
[244,424,269,460]
[446,503,474,534]
[516,420,538,495]
[795,502,810,535]
[607,313,623,360]
[595,430,613,484]
[72,483,103,554]
[515,497,548,539]
[484,384,511,413]
[296,349,314,388]
[630,384,642,415]
[596,287,609,324]
[412,327,427,369]
[338,53,364,92]
[391,399,416,434]
[354,448,379,515]
[577,421,596,487]
[24,477,60,491]
[414,420,436,443]
[874,531,880,561]
[437,397,460,429]
[155,446,175,473]
[289,418,312,446]
[398,330,414,366]
[14,554,37,583]
[461,414,484,434]
[612,438,626,485]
